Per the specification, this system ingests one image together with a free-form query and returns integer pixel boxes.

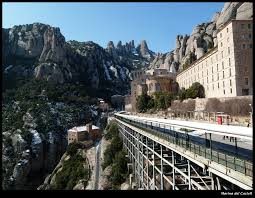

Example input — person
[247,123,250,127]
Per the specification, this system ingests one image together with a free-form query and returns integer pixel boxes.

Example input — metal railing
[116,116,253,178]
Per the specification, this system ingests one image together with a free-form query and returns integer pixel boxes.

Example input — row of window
[182,76,249,91]
[240,33,252,40]
[241,23,252,29]
[180,61,232,83]
[242,43,253,49]
[183,48,233,78]
[219,23,251,39]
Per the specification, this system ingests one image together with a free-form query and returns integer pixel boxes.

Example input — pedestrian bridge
[114,112,253,190]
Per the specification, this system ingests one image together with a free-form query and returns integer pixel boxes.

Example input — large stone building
[68,123,101,146]
[176,19,253,98]
[129,69,177,112]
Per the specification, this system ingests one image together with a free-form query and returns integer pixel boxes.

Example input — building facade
[176,20,253,98]
[129,69,177,112]
[68,123,101,146]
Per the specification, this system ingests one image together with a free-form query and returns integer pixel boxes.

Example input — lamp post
[249,104,253,127]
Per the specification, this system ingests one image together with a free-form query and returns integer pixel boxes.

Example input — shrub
[66,142,83,156]
[53,153,89,190]
[136,93,153,113]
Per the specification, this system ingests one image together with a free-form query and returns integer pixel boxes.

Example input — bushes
[66,142,83,156]
[111,150,128,186]
[103,134,123,169]
[154,91,175,110]
[136,93,153,113]
[105,122,118,140]
[53,153,89,190]
[178,82,205,101]
[102,122,128,188]
[136,92,175,112]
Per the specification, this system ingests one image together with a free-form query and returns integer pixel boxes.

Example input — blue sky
[3,2,224,53]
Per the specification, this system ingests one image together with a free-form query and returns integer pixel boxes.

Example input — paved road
[94,140,101,190]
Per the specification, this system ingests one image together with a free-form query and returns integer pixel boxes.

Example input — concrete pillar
[152,141,155,189]
[188,160,191,190]
[146,137,149,189]
[172,150,175,190]
[160,145,163,190]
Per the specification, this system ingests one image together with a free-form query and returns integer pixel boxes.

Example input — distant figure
[223,136,225,140]
[247,123,250,127]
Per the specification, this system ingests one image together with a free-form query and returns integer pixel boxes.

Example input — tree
[136,93,152,113]
[187,82,205,99]
[178,87,187,101]
[111,150,128,185]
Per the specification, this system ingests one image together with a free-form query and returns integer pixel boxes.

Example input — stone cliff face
[2,99,99,190]
[149,2,253,73]
[3,23,155,94]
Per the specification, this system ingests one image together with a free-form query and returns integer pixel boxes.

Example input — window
[202,71,203,77]
[220,33,222,38]
[221,42,223,47]
[212,75,214,82]
[242,44,246,49]
[248,34,252,39]
[245,67,248,72]
[227,28,229,33]
[218,82,220,89]
[223,71,224,78]
[222,61,224,69]
[249,44,253,49]
[248,24,251,29]
[230,88,232,94]
[241,34,245,39]
[241,24,245,29]
[212,67,213,73]
[206,61,207,66]
[221,51,223,58]
[207,77,208,83]
[242,89,249,95]
[228,47,230,55]
[207,86,209,90]
[223,90,225,95]
[229,58,231,66]
[227,37,229,42]
[229,68,231,77]
[245,78,248,85]
[211,57,213,64]
[223,81,225,87]
[217,64,218,71]
[207,69,208,76]
[212,84,214,90]
[217,73,219,80]
[216,54,218,61]
[230,79,232,86]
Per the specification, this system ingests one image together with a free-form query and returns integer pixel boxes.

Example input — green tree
[136,93,152,113]
[111,150,128,185]
[186,82,205,99]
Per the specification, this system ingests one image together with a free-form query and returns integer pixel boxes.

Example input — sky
[3,2,224,53]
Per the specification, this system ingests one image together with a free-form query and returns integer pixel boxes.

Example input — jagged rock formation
[149,2,253,73]
[2,98,99,190]
[3,23,155,95]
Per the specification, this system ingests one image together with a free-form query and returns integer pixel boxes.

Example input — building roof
[68,125,99,132]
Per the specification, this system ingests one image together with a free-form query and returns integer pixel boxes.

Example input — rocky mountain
[2,82,100,189]
[3,23,155,94]
[106,39,155,72]
[149,2,253,73]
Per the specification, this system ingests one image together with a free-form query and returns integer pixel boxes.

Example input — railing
[116,116,253,178]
